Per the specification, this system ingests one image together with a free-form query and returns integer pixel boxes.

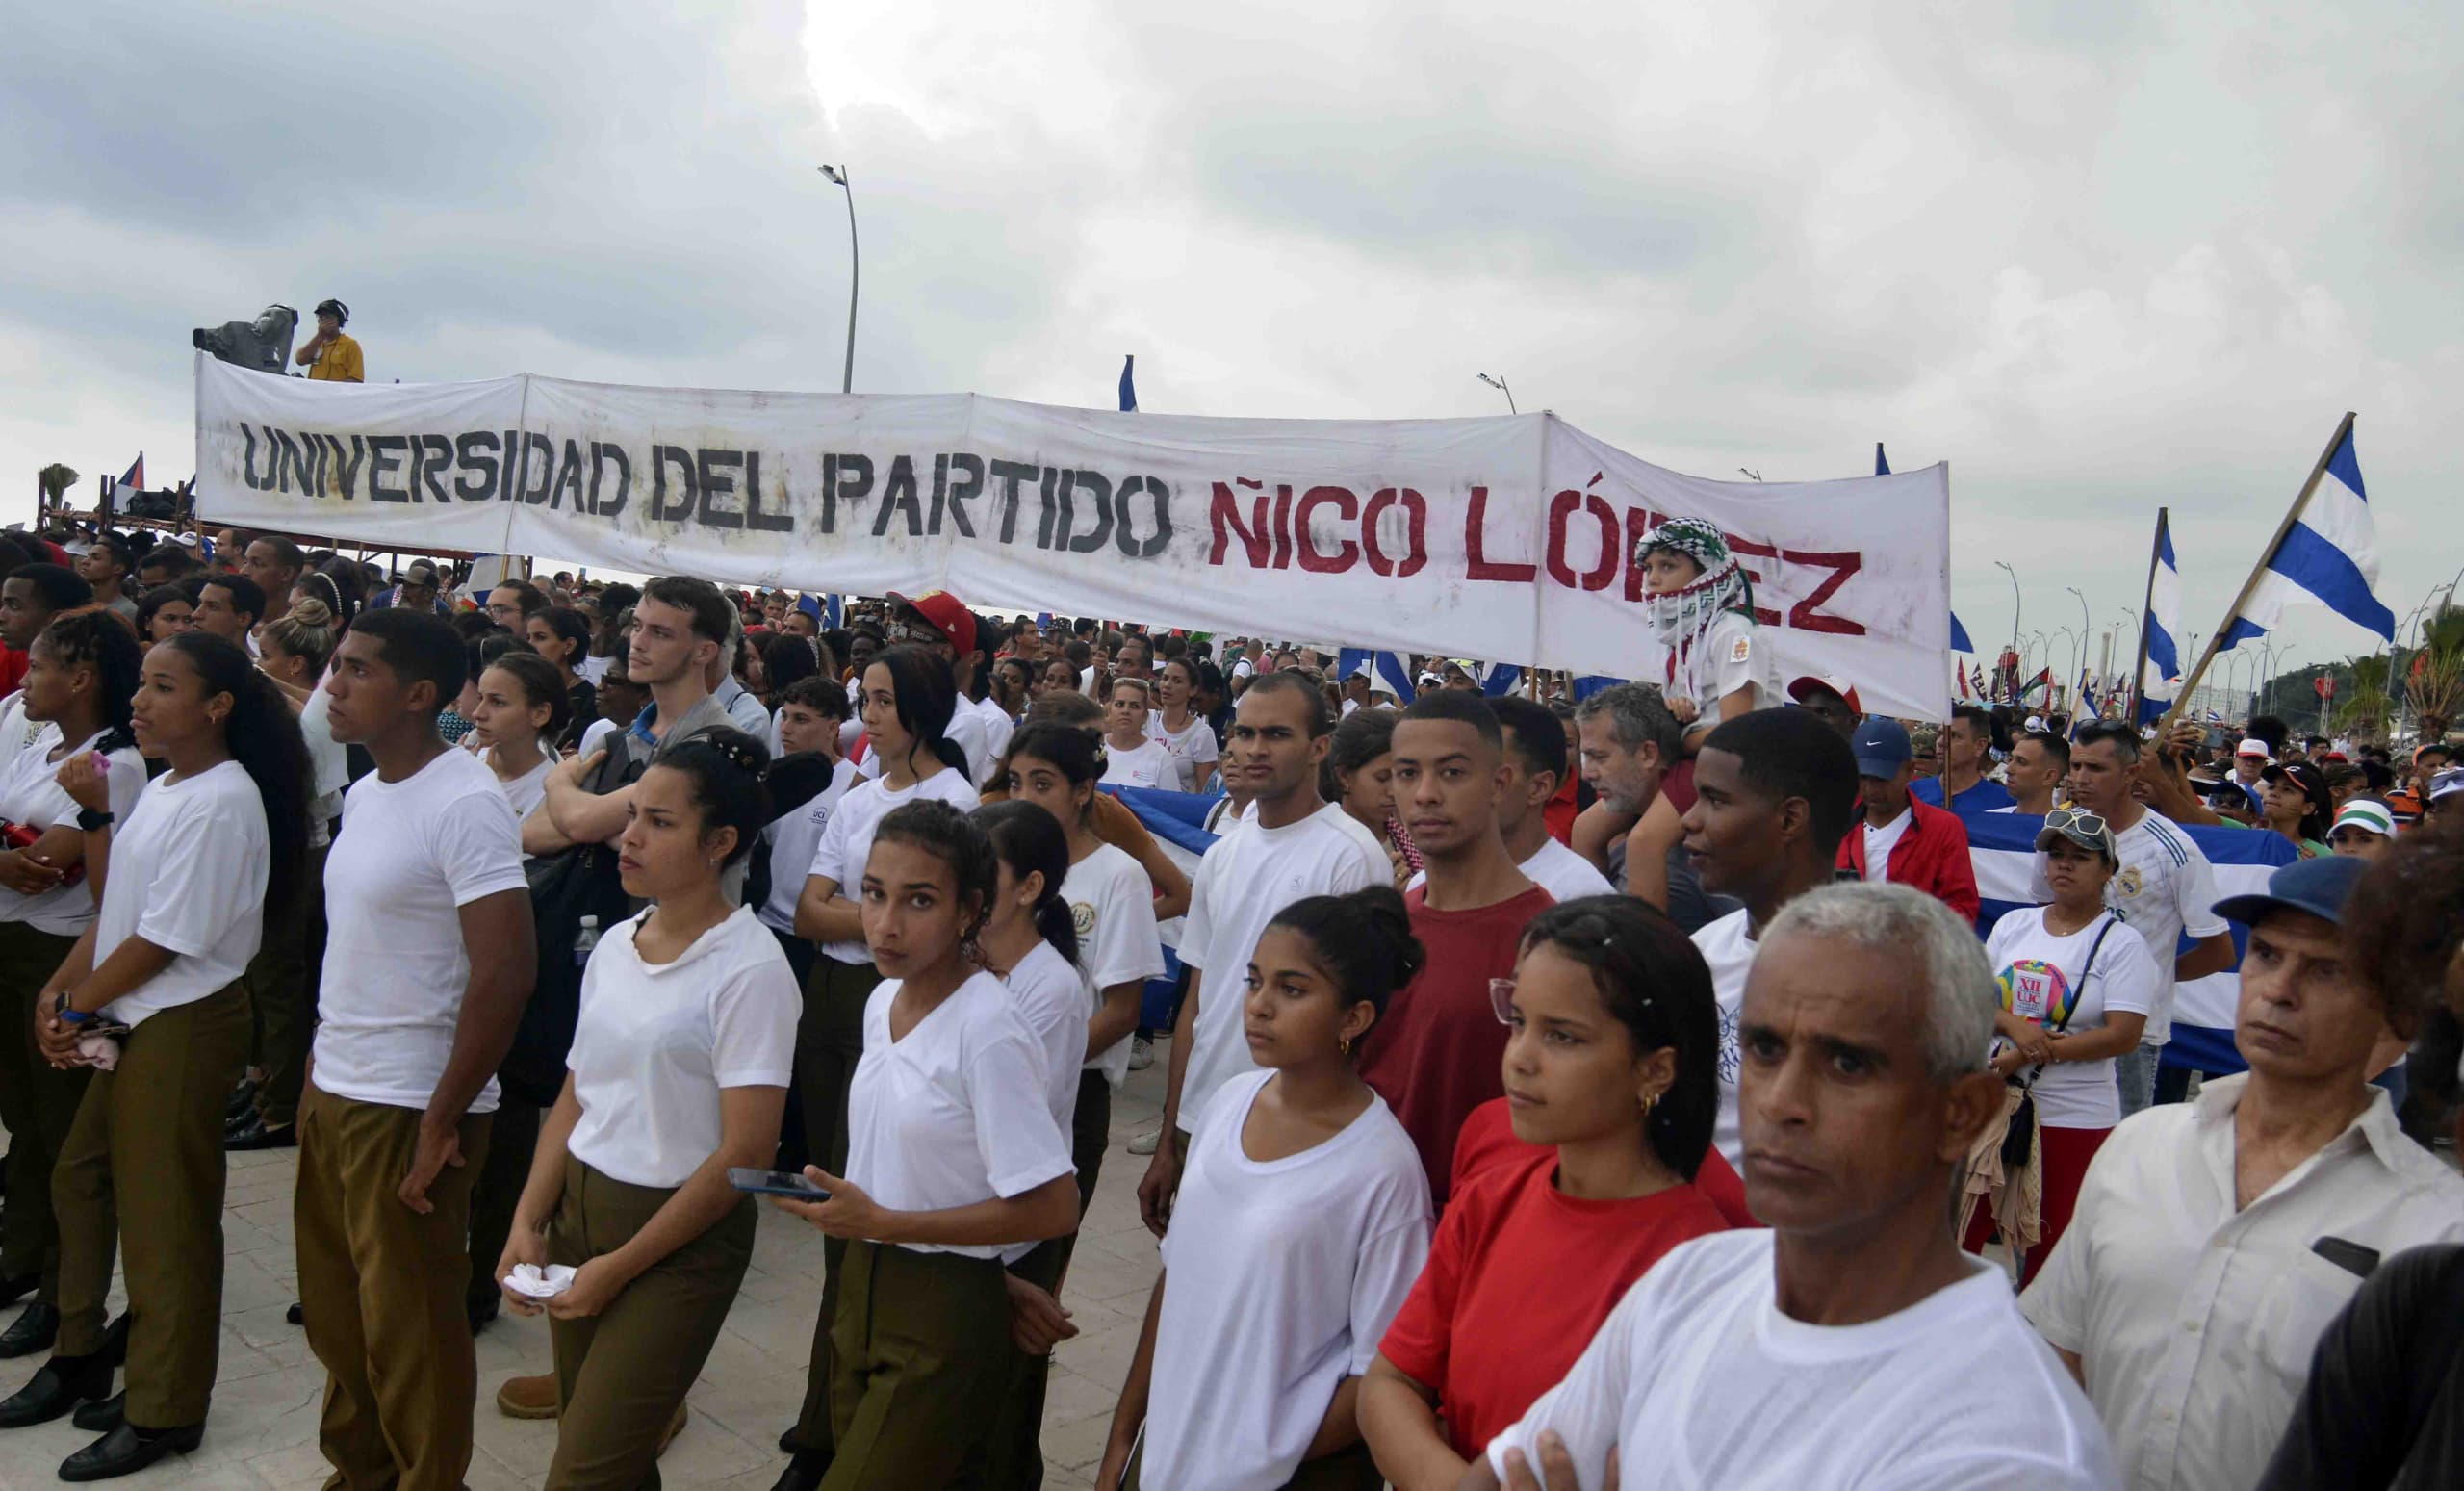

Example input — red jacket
[1835,799,1980,922]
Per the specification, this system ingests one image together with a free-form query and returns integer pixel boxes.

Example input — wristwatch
[75,808,113,832]
[55,1004,95,1026]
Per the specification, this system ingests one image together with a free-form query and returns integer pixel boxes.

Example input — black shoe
[467,1297,497,1338]
[59,1421,204,1482]
[284,1302,304,1327]
[0,1273,36,1307]
[224,1117,296,1152]
[224,1078,261,1122]
[71,1390,122,1433]
[97,1315,127,1370]
[0,1303,59,1359]
[0,1354,111,1428]
[771,1449,830,1491]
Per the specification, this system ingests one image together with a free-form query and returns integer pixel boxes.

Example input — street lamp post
[1475,373,1517,414]
[818,165,859,394]
[1994,560,2022,700]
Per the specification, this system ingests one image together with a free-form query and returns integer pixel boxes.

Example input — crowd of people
[0,509,2456,1490]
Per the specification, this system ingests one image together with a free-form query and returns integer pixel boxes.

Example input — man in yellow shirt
[296,298,364,382]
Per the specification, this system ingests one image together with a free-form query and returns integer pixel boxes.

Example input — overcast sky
[5,0,2456,700]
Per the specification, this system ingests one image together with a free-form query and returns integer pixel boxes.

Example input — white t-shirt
[1692,908,1758,1171]
[317,747,530,1113]
[0,693,46,759]
[854,709,994,789]
[1177,802,1388,1132]
[1100,735,1175,790]
[1146,1069,1433,1491]
[1323,801,1390,863]
[300,686,349,848]
[94,759,269,1029]
[806,766,982,964]
[1488,1230,2116,1490]
[0,726,145,937]
[970,693,1014,782]
[578,654,614,686]
[761,757,858,937]
[1985,907,2161,1130]
[1860,808,1911,883]
[578,714,621,760]
[2097,810,2228,1045]
[1003,938,1091,1140]
[844,969,1075,1260]
[567,905,799,1188]
[1670,610,1784,728]
[1146,711,1220,792]
[1065,842,1165,1086]
[486,751,557,828]
[1408,836,1614,907]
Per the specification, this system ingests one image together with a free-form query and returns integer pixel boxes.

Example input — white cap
[2236,738,2272,760]
[2022,715,2046,733]
[2330,800,2396,838]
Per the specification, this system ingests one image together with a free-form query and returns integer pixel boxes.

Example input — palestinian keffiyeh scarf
[1636,518,1757,700]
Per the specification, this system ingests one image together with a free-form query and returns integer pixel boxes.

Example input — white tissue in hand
[505,1264,577,1298]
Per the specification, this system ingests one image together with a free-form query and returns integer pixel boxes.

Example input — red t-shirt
[0,646,25,698]
[1360,883,1555,1202]
[1379,1142,1732,1457]
[1451,1096,1756,1230]
[1543,767,1579,846]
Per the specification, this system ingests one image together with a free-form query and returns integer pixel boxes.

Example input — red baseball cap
[887,590,977,658]
[1787,674,1861,715]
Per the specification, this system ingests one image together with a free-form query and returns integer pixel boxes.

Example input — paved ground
[0,1061,1170,1491]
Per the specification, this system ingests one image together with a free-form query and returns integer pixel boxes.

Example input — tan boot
[495,1372,560,1420]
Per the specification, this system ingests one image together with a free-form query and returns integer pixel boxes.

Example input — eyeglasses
[2044,807,2109,839]
[1489,978,1517,1025]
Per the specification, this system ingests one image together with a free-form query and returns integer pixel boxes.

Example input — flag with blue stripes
[1874,443,1890,476]
[1480,664,1521,697]
[2220,422,2394,651]
[1950,611,1973,654]
[1335,649,1417,704]
[2139,515,2183,725]
[1118,355,1138,413]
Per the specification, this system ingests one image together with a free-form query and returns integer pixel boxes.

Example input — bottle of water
[574,914,601,970]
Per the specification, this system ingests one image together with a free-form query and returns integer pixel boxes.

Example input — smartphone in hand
[728,1167,830,1200]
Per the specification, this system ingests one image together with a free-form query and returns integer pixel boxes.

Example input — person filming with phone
[295,298,364,383]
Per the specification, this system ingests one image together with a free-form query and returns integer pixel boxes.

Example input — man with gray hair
[1570,683,1731,928]
[1465,883,2117,1491]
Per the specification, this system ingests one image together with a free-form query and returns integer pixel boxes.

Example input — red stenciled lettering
[1464,485,1537,582]
[1208,479,1272,568]
[1546,489,1621,591]
[1725,534,1784,627]
[1270,484,1295,569]
[1294,486,1359,574]
[1362,488,1429,577]
[1783,548,1866,635]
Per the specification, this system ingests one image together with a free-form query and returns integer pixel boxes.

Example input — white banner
[193,355,1954,720]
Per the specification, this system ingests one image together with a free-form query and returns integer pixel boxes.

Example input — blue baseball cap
[1850,717,1912,779]
[2212,855,2368,929]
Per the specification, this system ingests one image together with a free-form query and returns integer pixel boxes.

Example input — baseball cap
[886,590,977,658]
[1786,674,1861,714]
[2022,714,2046,733]
[2260,760,2332,819]
[2236,738,2272,761]
[2429,767,2464,807]
[1849,717,1912,779]
[2213,855,2369,929]
[2035,805,2118,865]
[2329,800,2395,839]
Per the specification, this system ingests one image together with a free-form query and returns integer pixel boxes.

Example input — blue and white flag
[1480,663,1522,697]
[1949,611,1974,654]
[2139,515,2184,726]
[1335,648,1417,704]
[1118,355,1138,413]
[2219,421,2394,652]
[1965,812,2295,1078]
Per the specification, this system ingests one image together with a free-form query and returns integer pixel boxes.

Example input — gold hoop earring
[1639,1092,1659,1116]
[1338,1035,1351,1058]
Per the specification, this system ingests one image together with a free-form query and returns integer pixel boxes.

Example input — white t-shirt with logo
[844,969,1075,1261]
[0,726,145,937]
[1002,938,1091,1140]
[806,766,982,964]
[2099,810,2228,1045]
[1100,735,1175,791]
[1692,908,1757,1172]
[93,759,267,1029]
[1487,1230,2116,1490]
[1145,1069,1433,1491]
[760,758,857,937]
[1176,801,1387,1132]
[317,747,530,1113]
[1145,711,1220,792]
[567,905,799,1188]
[1065,842,1165,1087]
[1985,907,2161,1130]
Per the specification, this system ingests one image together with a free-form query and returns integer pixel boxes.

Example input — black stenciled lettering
[1067,471,1115,554]
[1038,468,1068,549]
[366,435,410,502]
[942,453,983,538]
[546,439,585,511]
[1114,476,1172,559]
[500,430,522,500]
[272,429,309,494]
[651,445,697,523]
[333,435,368,502]
[874,455,924,537]
[822,453,874,536]
[306,433,329,499]
[987,459,1038,545]
[455,432,499,501]
[741,452,790,532]
[417,435,453,502]
[523,434,556,505]
[588,443,631,518]
[240,424,267,491]
[696,449,745,528]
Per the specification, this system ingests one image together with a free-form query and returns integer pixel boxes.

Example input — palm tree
[2407,605,2464,743]
[37,463,77,505]
[2334,655,2393,740]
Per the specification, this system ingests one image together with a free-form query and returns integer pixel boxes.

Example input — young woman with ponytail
[1357,895,1732,1488]
[3,631,307,1479]
[0,612,146,1362]
[1098,887,1434,1491]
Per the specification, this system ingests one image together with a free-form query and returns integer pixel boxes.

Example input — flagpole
[2165,412,2354,731]
[2128,507,2167,726]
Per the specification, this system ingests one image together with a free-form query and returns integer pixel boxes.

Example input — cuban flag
[1118,355,1138,413]
[1335,649,1417,704]
[1480,663,1522,697]
[2139,515,2184,726]
[2079,674,2099,716]
[110,453,143,499]
[2219,421,2395,652]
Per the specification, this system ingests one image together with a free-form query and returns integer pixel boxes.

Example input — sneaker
[495,1373,560,1420]
[1127,1037,1155,1072]
[1126,1128,1161,1156]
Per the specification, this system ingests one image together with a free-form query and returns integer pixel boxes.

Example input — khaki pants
[52,981,250,1428]
[786,957,879,1457]
[465,1098,540,1321]
[981,1070,1110,1489]
[822,1241,1010,1490]
[0,920,88,1302]
[295,1082,492,1491]
[544,1157,756,1491]
[246,842,327,1128]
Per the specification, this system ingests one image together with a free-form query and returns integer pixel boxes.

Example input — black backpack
[501,741,650,1106]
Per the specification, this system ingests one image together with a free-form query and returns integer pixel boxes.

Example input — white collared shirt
[2021,1073,2464,1491]
[1860,807,1912,882]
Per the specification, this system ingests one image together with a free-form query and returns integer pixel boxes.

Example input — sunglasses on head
[2044,806,2109,838]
